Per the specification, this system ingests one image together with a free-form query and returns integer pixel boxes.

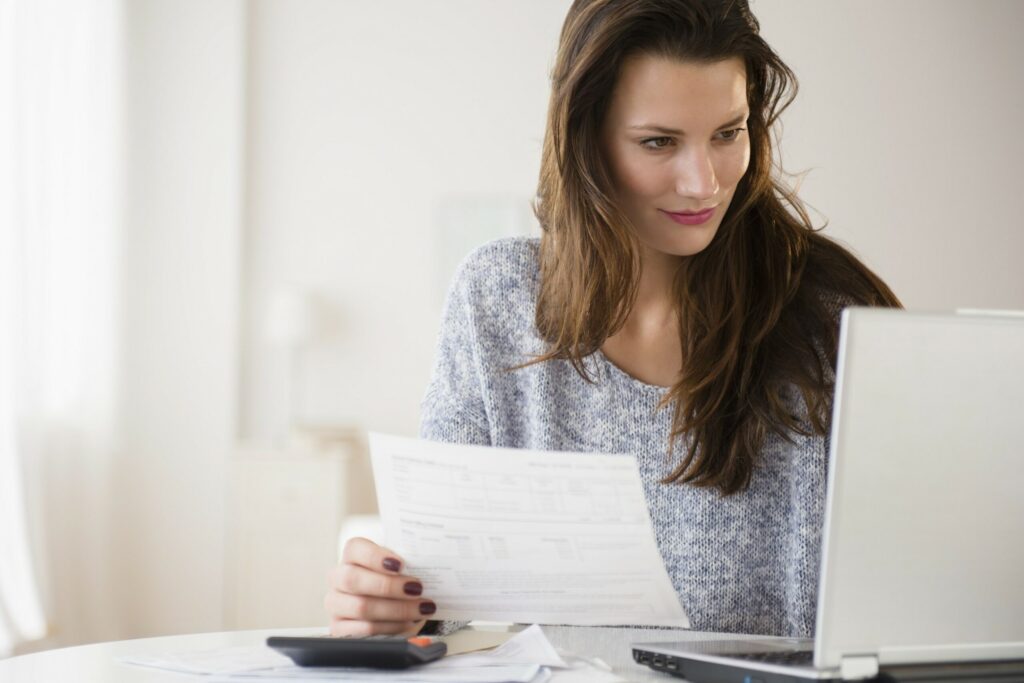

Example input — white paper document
[121,626,623,682]
[369,434,689,627]
[120,645,291,675]
[431,625,565,669]
[209,664,541,682]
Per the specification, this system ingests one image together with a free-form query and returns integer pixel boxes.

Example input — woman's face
[601,54,751,260]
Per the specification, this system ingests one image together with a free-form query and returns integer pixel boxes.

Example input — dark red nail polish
[403,581,423,596]
[419,601,436,616]
[382,557,401,572]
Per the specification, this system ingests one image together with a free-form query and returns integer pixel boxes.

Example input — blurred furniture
[263,288,324,442]
[224,426,377,629]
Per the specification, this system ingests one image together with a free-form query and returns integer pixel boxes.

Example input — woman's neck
[599,245,683,387]
[630,245,679,328]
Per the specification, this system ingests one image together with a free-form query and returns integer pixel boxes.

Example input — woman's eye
[640,136,673,150]
[716,127,746,142]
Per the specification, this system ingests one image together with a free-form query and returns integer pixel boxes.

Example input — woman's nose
[675,147,719,200]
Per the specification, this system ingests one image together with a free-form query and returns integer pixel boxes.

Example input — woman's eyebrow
[628,112,750,135]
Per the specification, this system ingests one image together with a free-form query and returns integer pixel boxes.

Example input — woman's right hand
[324,537,436,637]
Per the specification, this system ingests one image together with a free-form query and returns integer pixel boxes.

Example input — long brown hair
[530,0,901,495]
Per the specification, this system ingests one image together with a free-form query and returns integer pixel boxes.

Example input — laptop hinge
[839,655,879,680]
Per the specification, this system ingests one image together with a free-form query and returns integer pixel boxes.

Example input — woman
[325,0,899,639]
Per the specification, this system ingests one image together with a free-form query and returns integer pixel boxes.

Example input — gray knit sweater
[419,236,830,637]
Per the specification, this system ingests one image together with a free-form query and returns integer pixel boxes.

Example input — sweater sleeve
[418,252,493,446]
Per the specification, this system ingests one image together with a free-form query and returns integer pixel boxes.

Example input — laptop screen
[815,309,1024,667]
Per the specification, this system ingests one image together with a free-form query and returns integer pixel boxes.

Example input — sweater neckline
[595,349,672,397]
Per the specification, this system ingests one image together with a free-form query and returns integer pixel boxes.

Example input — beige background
[26,0,1024,649]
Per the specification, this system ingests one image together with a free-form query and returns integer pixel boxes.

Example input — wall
[240,0,568,443]
[755,0,1024,310]
[112,0,245,638]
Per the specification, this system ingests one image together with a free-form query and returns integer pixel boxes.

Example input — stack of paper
[120,625,626,682]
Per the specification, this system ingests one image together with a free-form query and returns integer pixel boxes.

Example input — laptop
[632,308,1024,682]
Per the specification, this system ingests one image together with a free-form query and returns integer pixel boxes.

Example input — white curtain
[0,0,122,655]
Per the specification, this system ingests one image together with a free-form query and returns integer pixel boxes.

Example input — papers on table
[442,629,516,655]
[121,645,291,675]
[369,434,689,628]
[211,665,541,682]
[431,625,565,669]
[119,625,626,682]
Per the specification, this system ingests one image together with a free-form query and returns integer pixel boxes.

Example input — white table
[0,625,755,682]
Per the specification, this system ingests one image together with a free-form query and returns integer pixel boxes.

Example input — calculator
[266,634,447,669]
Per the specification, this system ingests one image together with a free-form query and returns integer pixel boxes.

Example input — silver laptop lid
[815,308,1024,669]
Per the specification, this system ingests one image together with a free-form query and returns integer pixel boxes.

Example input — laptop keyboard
[729,650,815,666]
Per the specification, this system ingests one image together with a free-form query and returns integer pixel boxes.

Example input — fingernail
[382,557,401,572]
[403,581,423,596]
[419,601,436,616]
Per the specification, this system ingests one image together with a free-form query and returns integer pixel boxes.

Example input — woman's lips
[660,206,716,226]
